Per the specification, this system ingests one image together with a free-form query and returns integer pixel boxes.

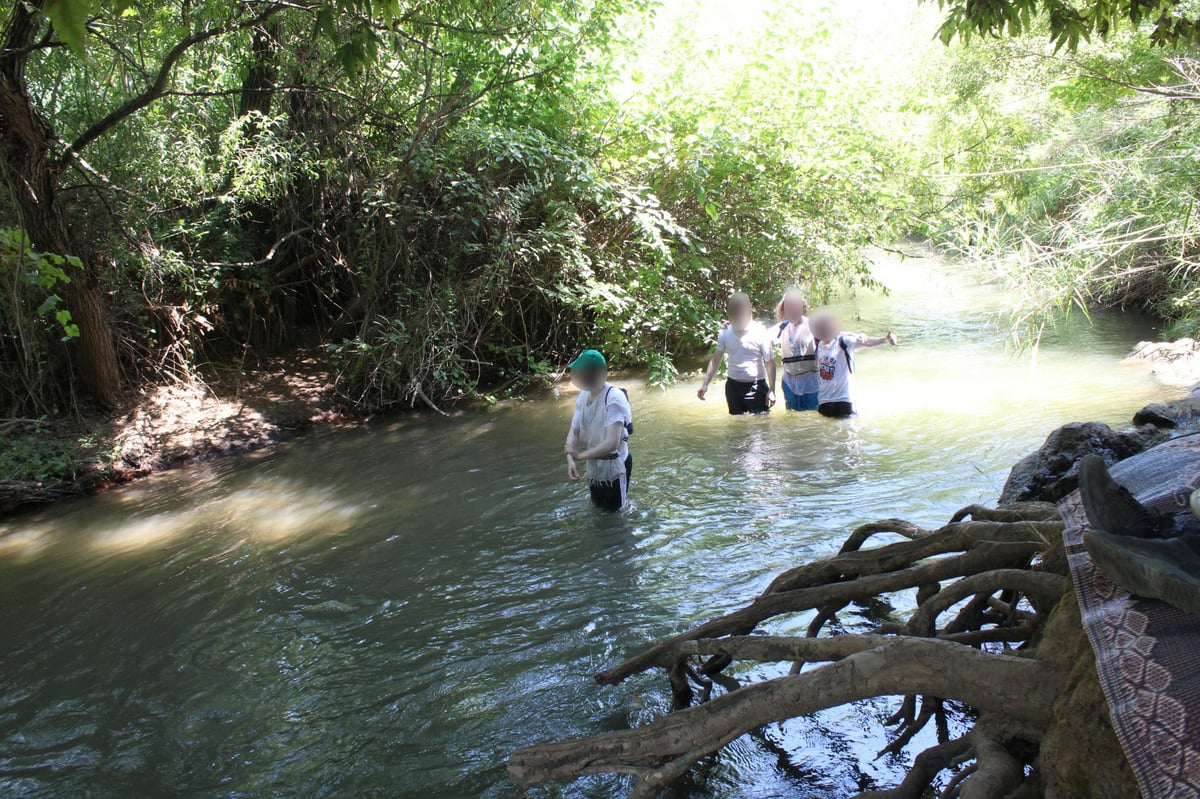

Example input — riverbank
[3,325,1195,519]
[0,353,352,515]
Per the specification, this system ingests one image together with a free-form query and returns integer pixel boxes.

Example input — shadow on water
[0,252,1184,798]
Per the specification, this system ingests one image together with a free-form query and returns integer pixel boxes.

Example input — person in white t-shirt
[697,293,777,415]
[810,312,897,418]
[772,289,819,411]
[564,349,633,511]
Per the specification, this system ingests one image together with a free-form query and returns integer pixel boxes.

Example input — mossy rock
[1035,588,1141,799]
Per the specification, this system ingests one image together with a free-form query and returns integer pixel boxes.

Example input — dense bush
[12,0,1194,415]
[1,0,915,414]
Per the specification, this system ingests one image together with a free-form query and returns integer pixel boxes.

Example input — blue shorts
[782,381,819,411]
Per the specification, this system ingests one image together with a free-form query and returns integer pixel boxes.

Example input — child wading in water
[774,289,819,411]
[564,349,633,511]
[810,312,897,418]
[697,293,777,414]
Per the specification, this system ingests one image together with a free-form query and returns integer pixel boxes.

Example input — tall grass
[916,46,1200,345]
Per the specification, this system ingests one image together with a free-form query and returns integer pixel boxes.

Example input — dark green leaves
[929,0,1200,51]
[43,0,92,56]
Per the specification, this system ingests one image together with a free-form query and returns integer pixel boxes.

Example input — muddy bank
[0,354,353,515]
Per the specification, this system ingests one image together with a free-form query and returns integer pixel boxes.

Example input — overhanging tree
[930,0,1200,50]
[0,0,295,406]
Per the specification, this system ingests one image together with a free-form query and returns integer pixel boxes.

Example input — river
[0,253,1177,798]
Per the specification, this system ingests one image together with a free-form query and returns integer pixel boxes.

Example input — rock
[1132,396,1200,429]
[1127,338,1200,387]
[1035,590,1142,799]
[999,422,1168,505]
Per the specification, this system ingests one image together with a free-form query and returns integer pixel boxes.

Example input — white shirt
[816,334,858,404]
[717,322,773,382]
[570,384,632,480]
[776,318,817,375]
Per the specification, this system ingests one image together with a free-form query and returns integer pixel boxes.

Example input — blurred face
[727,295,752,327]
[782,293,807,321]
[570,366,605,392]
[811,313,839,341]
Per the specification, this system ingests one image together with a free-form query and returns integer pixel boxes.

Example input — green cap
[568,349,607,371]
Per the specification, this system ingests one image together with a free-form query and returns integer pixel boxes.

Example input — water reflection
[0,479,362,563]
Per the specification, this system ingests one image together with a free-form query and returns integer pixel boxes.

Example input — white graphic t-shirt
[816,334,858,404]
[717,322,772,382]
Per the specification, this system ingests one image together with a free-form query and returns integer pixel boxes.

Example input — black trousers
[589,454,632,512]
[725,378,770,415]
[818,401,854,418]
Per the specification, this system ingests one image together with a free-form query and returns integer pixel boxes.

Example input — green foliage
[0,423,92,485]
[3,0,1010,414]
[930,0,1200,50]
[0,230,85,415]
[906,22,1200,343]
[42,0,91,56]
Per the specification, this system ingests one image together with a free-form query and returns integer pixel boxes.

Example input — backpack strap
[604,385,634,436]
[814,338,854,372]
[839,336,854,374]
[779,320,816,363]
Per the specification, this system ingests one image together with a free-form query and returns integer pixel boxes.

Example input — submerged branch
[598,520,1058,686]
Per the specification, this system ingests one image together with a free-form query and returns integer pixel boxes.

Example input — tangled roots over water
[508,502,1072,798]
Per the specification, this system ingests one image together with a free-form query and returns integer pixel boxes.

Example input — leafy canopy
[930,0,1200,51]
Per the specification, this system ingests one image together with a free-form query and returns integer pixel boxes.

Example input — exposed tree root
[508,503,1073,797]
[510,639,1056,795]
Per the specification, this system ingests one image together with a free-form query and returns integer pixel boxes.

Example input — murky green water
[0,254,1177,798]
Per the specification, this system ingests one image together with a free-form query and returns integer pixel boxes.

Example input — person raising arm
[856,332,898,349]
[811,312,897,419]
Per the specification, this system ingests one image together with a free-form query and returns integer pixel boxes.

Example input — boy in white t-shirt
[810,312,896,418]
[697,293,777,415]
[564,349,633,511]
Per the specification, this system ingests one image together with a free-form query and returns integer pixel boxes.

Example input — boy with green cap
[564,349,633,512]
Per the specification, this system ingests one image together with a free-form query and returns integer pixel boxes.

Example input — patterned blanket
[1060,433,1200,799]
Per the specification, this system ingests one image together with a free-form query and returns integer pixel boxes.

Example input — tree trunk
[0,0,121,407]
[60,271,121,406]
[237,21,281,121]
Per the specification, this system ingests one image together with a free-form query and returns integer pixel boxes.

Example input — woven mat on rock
[1060,434,1200,798]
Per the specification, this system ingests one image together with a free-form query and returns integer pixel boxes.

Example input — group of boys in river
[563,290,897,512]
[563,290,1200,622]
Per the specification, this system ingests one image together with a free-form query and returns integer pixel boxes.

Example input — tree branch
[56,3,292,169]
[595,539,1046,687]
[906,569,1068,636]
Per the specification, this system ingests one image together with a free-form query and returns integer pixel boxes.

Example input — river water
[0,254,1177,798]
